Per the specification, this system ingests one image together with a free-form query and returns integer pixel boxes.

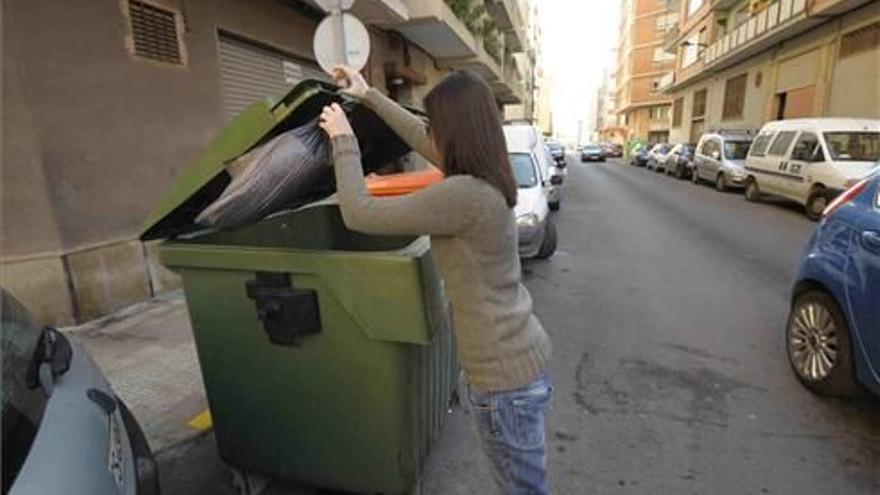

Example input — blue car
[787,168,880,398]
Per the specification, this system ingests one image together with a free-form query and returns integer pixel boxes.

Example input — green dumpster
[141,80,459,494]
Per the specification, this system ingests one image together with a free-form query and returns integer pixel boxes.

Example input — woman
[319,66,553,494]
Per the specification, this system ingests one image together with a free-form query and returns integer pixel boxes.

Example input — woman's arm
[331,134,477,237]
[334,65,440,165]
[362,88,440,165]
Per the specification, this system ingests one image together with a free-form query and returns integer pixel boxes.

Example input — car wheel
[692,168,702,184]
[744,178,762,202]
[675,164,685,180]
[536,221,557,259]
[549,200,560,211]
[806,189,828,221]
[786,291,863,398]
[716,173,728,192]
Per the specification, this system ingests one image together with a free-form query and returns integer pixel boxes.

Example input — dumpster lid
[140,79,418,240]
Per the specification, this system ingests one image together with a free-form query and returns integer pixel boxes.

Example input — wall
[3,0,322,324]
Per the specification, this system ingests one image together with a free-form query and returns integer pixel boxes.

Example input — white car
[504,124,559,259]
[744,118,880,220]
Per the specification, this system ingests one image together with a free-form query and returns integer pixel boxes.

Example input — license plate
[108,412,125,493]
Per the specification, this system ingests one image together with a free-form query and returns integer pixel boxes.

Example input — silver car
[2,290,159,495]
[692,132,753,192]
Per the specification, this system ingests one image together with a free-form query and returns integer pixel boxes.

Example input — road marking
[187,409,213,431]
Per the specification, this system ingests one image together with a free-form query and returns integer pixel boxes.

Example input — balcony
[704,0,809,67]
[485,0,527,52]
[490,57,525,104]
[305,0,409,25]
[395,0,479,58]
[662,24,681,54]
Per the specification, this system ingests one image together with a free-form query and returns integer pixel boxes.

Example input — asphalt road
[159,156,880,494]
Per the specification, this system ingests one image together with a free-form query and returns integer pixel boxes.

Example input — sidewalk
[64,291,210,454]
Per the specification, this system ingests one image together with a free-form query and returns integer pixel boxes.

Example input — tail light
[822,178,869,218]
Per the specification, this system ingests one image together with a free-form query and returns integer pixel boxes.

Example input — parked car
[744,118,880,220]
[646,143,672,172]
[664,143,696,179]
[692,131,752,191]
[508,152,559,259]
[581,144,606,162]
[605,143,624,158]
[786,168,880,399]
[545,140,567,167]
[630,144,650,167]
[1,289,159,495]
[505,124,562,211]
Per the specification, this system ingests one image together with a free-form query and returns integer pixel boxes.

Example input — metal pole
[333,0,349,65]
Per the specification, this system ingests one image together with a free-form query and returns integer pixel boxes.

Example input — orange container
[366,166,444,197]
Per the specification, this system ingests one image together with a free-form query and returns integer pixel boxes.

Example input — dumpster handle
[245,272,321,347]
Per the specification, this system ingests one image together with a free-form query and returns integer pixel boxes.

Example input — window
[128,0,183,64]
[768,131,797,156]
[700,138,720,158]
[651,79,661,93]
[724,140,752,160]
[509,153,538,188]
[656,14,678,33]
[692,89,707,118]
[649,107,668,121]
[823,132,880,162]
[672,97,684,127]
[790,133,825,162]
[839,22,880,59]
[722,74,747,120]
[750,132,774,157]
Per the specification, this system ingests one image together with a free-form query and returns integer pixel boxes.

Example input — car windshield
[683,144,696,154]
[823,132,880,162]
[724,141,752,160]
[585,145,600,151]
[2,292,49,493]
[510,153,539,188]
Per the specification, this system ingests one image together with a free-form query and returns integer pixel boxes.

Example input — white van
[744,118,880,220]
[503,124,560,259]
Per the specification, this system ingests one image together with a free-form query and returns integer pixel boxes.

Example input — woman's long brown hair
[424,71,517,208]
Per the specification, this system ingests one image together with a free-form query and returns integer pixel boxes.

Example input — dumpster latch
[245,272,321,347]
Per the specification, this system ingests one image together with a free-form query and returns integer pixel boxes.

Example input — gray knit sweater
[330,88,551,391]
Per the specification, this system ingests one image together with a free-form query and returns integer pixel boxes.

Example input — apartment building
[614,0,680,145]
[597,66,627,144]
[661,0,880,144]
[2,0,535,324]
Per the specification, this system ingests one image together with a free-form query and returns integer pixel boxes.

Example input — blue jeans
[467,373,553,495]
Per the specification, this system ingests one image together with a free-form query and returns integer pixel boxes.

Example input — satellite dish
[313,2,370,75]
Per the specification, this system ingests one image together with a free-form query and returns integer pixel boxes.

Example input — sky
[538,0,621,144]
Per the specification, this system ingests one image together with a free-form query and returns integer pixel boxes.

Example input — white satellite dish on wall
[313,0,370,75]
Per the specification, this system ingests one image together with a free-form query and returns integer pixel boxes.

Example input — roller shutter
[217,33,329,120]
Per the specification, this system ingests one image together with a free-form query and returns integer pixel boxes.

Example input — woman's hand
[319,103,354,139]
[333,65,369,99]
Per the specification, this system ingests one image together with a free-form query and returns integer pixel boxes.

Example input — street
[159,156,880,494]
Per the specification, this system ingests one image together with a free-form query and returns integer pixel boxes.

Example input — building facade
[661,0,880,144]
[597,66,628,144]
[614,0,680,145]
[2,0,536,324]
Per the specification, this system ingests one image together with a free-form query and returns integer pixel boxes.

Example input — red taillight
[822,179,869,218]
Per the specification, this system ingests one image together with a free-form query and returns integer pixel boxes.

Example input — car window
[790,133,825,162]
[2,293,49,493]
[510,153,539,188]
[724,140,752,160]
[701,139,719,158]
[750,132,774,157]
[823,132,880,162]
[768,131,797,156]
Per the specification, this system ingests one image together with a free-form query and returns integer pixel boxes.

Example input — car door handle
[862,231,880,253]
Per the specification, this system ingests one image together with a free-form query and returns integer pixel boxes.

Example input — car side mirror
[550,175,563,186]
[711,151,721,160]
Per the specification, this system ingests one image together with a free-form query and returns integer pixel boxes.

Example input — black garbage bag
[195,119,333,229]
